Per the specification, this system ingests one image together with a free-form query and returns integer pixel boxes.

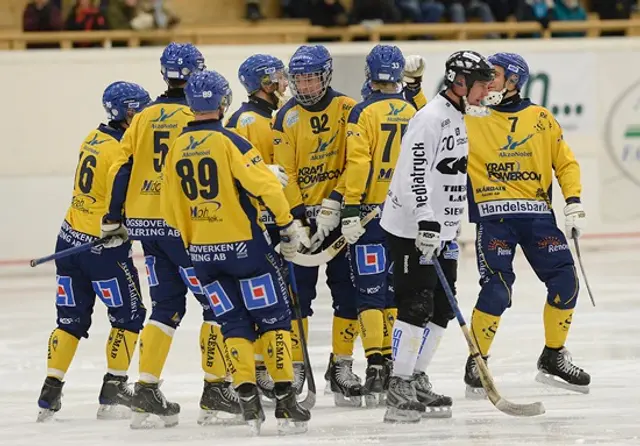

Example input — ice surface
[1,244,639,446]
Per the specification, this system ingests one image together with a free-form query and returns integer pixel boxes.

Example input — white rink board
[1,245,639,445]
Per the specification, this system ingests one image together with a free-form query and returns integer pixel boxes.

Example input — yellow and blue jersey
[106,90,194,239]
[344,92,416,209]
[225,98,277,164]
[273,88,356,220]
[161,119,292,249]
[403,85,427,111]
[62,124,126,242]
[466,98,582,222]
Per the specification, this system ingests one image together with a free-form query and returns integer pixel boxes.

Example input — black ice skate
[256,363,276,406]
[535,346,590,394]
[198,380,244,425]
[292,362,306,396]
[464,355,488,400]
[274,383,311,435]
[97,373,133,420]
[329,356,363,407]
[323,353,334,395]
[37,377,64,422]
[130,382,180,429]
[412,372,452,418]
[378,357,393,406]
[237,384,266,436]
[363,364,384,408]
[383,376,424,423]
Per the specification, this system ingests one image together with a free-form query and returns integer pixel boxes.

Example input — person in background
[310,0,349,27]
[65,0,108,48]
[23,0,63,49]
[446,0,496,25]
[349,0,402,25]
[516,0,556,37]
[246,0,264,21]
[553,0,587,38]
[591,0,633,36]
[395,0,445,24]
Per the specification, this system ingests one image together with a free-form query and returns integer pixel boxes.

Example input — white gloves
[315,198,341,239]
[267,164,288,188]
[100,220,129,248]
[564,202,586,239]
[416,221,440,260]
[341,206,365,244]
[403,55,425,84]
[279,220,310,261]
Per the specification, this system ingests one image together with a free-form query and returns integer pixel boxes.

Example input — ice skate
[412,372,452,418]
[274,383,311,435]
[535,346,590,394]
[323,353,333,395]
[198,380,244,425]
[292,362,306,396]
[36,377,64,422]
[130,382,180,429]
[237,384,266,436]
[378,357,393,406]
[256,363,276,406]
[96,373,133,420]
[464,355,487,399]
[363,364,384,408]
[329,356,363,407]
[383,376,424,423]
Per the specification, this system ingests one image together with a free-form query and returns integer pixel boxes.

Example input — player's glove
[341,205,365,245]
[279,220,310,261]
[416,221,441,259]
[564,201,586,239]
[100,218,129,249]
[315,198,342,239]
[403,55,425,85]
[267,164,289,188]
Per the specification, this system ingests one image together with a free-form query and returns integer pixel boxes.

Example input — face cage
[288,70,332,106]
[259,68,288,95]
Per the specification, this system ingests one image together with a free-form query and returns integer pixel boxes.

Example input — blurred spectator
[65,0,107,47]
[105,0,140,29]
[516,0,556,36]
[281,0,311,18]
[553,0,587,37]
[591,0,632,36]
[395,0,445,24]
[446,0,496,24]
[246,0,264,21]
[310,0,349,27]
[23,0,63,49]
[106,0,177,30]
[485,0,515,21]
[350,0,402,24]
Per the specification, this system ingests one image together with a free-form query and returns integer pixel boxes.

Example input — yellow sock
[138,321,174,383]
[47,328,80,380]
[290,317,308,362]
[106,328,139,375]
[358,309,384,358]
[332,316,359,357]
[225,337,256,387]
[200,322,227,382]
[544,303,573,349]
[254,334,265,361]
[470,309,501,356]
[382,308,397,357]
[261,329,294,383]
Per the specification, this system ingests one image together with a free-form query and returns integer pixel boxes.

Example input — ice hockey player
[379,50,494,423]
[161,69,311,435]
[361,54,428,110]
[225,54,290,403]
[37,81,150,422]
[464,52,590,397]
[103,43,241,428]
[341,44,417,408]
[273,44,364,406]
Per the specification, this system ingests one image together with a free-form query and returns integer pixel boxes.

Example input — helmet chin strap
[452,81,490,117]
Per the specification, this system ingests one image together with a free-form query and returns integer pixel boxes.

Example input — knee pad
[546,266,579,310]
[476,273,513,316]
[149,299,187,329]
[397,289,434,328]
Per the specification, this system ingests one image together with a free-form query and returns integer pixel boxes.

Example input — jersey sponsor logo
[537,236,569,253]
[487,238,512,257]
[203,280,235,317]
[297,164,341,190]
[387,103,407,116]
[498,134,534,158]
[126,218,181,239]
[436,156,468,175]
[239,114,256,127]
[285,110,299,128]
[378,167,393,182]
[188,243,241,262]
[411,142,428,207]
[144,255,159,287]
[486,162,541,182]
[190,200,223,223]
[179,266,204,294]
[141,178,162,195]
[355,244,386,276]
[240,273,278,310]
[309,132,339,161]
[475,184,506,198]
[478,199,551,217]
[58,221,98,246]
[182,134,213,152]
[150,107,187,129]
[92,278,124,308]
[70,194,97,213]
[86,133,108,146]
[56,275,76,307]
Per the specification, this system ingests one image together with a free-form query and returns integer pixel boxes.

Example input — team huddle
[36,40,590,433]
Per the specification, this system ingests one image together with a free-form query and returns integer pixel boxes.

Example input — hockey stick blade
[279,207,381,267]
[572,230,596,307]
[432,257,545,417]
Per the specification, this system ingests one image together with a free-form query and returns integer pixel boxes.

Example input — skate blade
[197,409,244,426]
[324,380,333,396]
[260,395,276,408]
[36,408,57,423]
[333,392,362,408]
[535,371,590,394]
[421,406,452,419]
[465,385,487,400]
[277,418,308,435]
[378,392,387,407]
[247,419,263,436]
[130,411,179,429]
[383,407,421,424]
[97,404,132,420]
[364,393,381,408]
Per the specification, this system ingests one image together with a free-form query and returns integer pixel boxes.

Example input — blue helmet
[366,44,405,83]
[185,70,233,114]
[488,52,529,90]
[102,81,151,122]
[238,54,286,95]
[160,42,206,83]
[288,45,332,106]
[361,80,373,100]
